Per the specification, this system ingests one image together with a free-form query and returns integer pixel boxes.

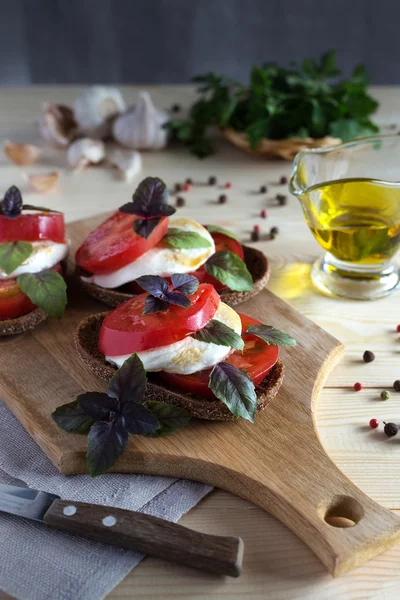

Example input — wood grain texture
[44,499,243,577]
[1,86,400,599]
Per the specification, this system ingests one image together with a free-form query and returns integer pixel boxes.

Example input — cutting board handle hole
[320,495,364,528]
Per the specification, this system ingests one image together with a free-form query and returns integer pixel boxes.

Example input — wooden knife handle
[43,499,243,577]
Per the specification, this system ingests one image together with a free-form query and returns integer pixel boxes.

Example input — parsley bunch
[167,51,379,158]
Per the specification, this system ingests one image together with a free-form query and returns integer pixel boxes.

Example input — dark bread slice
[0,308,46,336]
[75,312,284,421]
[77,245,270,309]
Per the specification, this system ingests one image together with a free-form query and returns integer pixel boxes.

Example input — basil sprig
[52,354,191,476]
[163,228,212,249]
[208,362,257,422]
[246,324,296,346]
[191,319,244,351]
[135,273,199,314]
[205,224,240,242]
[119,177,176,239]
[17,270,67,318]
[0,185,55,218]
[0,241,33,275]
[205,250,253,291]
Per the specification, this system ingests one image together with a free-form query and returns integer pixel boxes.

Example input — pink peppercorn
[369,418,379,429]
[225,182,232,188]
[183,183,191,192]
[397,325,400,332]
[260,209,267,218]
[354,382,363,391]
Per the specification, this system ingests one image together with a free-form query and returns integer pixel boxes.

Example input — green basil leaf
[205,224,240,242]
[17,270,67,317]
[163,228,212,249]
[191,319,244,351]
[0,241,33,275]
[144,400,191,437]
[87,418,128,477]
[205,250,253,291]
[52,400,95,434]
[209,362,257,422]
[246,324,296,346]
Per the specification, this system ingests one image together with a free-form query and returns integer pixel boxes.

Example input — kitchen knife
[0,482,243,577]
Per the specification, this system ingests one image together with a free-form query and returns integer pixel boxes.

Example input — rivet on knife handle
[43,499,243,577]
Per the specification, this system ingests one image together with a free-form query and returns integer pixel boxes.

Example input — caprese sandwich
[0,185,68,334]
[75,176,269,309]
[75,273,295,421]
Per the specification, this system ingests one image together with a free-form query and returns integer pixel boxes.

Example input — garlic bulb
[4,141,41,165]
[108,150,142,182]
[40,103,77,148]
[74,86,126,139]
[112,91,169,150]
[67,138,105,171]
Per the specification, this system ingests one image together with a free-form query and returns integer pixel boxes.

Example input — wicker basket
[221,128,341,160]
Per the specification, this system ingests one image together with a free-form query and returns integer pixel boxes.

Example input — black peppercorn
[174,182,183,192]
[279,176,288,185]
[394,380,400,391]
[218,194,227,204]
[171,103,181,113]
[276,194,287,205]
[208,176,217,185]
[251,230,260,242]
[363,350,375,363]
[185,178,193,185]
[270,226,279,235]
[176,196,185,207]
[259,185,267,193]
[384,422,398,437]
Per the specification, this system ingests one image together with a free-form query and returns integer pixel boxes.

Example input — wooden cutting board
[1,214,400,577]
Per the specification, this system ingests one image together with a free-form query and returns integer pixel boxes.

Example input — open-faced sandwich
[75,176,269,308]
[0,186,68,335]
[75,274,295,422]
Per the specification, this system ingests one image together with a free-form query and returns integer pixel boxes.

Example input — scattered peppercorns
[175,196,185,207]
[185,178,193,185]
[270,226,279,235]
[259,185,267,193]
[183,183,192,192]
[225,182,232,189]
[276,194,287,206]
[260,209,267,218]
[384,422,398,437]
[354,382,363,391]
[381,390,390,401]
[363,350,375,363]
[394,380,400,391]
[279,175,288,185]
[251,230,260,242]
[171,103,181,113]
[208,176,217,185]
[369,418,379,429]
[218,194,227,204]
[174,182,183,192]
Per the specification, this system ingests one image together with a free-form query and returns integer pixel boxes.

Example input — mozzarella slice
[0,241,68,279]
[106,301,241,375]
[83,217,215,289]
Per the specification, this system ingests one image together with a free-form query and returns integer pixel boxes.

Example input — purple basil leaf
[209,362,257,422]
[133,217,163,239]
[165,290,191,308]
[1,186,23,219]
[135,275,169,298]
[131,177,169,216]
[108,353,147,404]
[121,401,159,435]
[143,296,169,314]
[77,392,117,421]
[155,203,176,217]
[87,418,128,477]
[52,400,95,434]
[170,273,199,295]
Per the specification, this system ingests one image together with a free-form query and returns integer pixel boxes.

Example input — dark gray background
[0,0,398,85]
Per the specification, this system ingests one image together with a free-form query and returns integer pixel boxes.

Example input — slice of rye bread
[0,308,46,336]
[74,312,284,421]
[77,245,270,309]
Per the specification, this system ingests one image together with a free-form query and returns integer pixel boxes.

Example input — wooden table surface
[1,85,400,599]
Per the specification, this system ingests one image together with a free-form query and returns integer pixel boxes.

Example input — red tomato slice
[0,263,63,320]
[191,230,244,292]
[159,313,278,398]
[0,213,65,243]
[99,283,220,356]
[76,212,169,275]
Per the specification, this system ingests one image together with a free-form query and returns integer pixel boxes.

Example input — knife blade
[0,483,243,577]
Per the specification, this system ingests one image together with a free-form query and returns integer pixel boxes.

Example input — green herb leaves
[0,241,33,275]
[135,273,199,314]
[167,52,379,158]
[192,319,244,351]
[51,353,191,476]
[163,228,212,249]
[245,325,297,346]
[205,250,253,291]
[17,270,67,317]
[209,362,257,422]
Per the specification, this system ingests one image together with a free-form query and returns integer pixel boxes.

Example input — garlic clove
[39,103,78,148]
[4,141,41,165]
[74,86,126,139]
[108,150,142,182]
[67,138,106,171]
[112,90,169,150]
[24,171,60,193]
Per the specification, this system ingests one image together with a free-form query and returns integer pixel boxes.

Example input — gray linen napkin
[0,400,212,600]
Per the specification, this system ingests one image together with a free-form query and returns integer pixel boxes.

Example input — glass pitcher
[289,134,400,300]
